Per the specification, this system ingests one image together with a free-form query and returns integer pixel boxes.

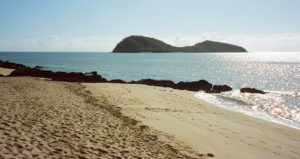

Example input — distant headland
[112,35,247,53]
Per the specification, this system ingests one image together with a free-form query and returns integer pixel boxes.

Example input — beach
[0,67,14,76]
[1,68,300,159]
[84,83,300,159]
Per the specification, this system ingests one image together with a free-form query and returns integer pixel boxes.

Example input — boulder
[85,71,98,76]
[174,80,212,91]
[33,66,44,69]
[206,85,232,93]
[136,79,176,88]
[109,79,127,83]
[0,60,26,69]
[240,88,266,94]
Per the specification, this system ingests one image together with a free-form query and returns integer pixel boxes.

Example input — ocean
[0,52,299,129]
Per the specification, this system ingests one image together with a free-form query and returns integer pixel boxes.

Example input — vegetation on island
[112,35,247,53]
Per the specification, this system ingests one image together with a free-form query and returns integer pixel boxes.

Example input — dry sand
[83,83,300,159]
[0,67,14,76]
[0,76,204,158]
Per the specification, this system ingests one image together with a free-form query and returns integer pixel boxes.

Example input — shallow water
[0,52,299,128]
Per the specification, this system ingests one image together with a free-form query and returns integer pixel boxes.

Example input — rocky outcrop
[133,79,176,88]
[175,80,212,91]
[240,88,266,94]
[2,60,230,92]
[0,60,26,69]
[2,60,268,94]
[10,67,107,82]
[130,79,233,93]
[109,79,127,83]
[206,85,232,93]
[33,66,45,70]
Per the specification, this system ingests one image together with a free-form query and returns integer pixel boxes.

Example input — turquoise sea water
[0,52,299,129]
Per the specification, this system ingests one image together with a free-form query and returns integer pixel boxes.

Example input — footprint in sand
[247,143,254,147]
[259,140,266,144]
[275,145,281,149]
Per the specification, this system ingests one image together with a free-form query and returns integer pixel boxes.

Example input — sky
[0,0,300,52]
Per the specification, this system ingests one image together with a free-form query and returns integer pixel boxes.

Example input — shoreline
[0,59,264,94]
[1,67,300,158]
[83,83,300,159]
[1,64,298,131]
[0,60,298,130]
[195,92,300,130]
[1,64,298,130]
[0,59,297,129]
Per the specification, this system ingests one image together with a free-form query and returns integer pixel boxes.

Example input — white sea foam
[195,90,300,130]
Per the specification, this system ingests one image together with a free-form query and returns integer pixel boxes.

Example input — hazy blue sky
[1,0,300,51]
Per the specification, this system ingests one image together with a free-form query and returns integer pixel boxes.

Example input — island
[112,35,247,53]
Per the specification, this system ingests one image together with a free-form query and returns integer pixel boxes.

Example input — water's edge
[1,52,299,130]
[195,91,300,130]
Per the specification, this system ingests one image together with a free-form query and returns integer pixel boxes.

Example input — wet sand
[84,83,300,159]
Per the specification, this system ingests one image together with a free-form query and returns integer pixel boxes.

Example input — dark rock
[85,71,98,76]
[136,79,176,88]
[206,85,232,93]
[207,153,215,157]
[174,80,212,91]
[240,88,266,94]
[129,81,138,84]
[0,60,26,69]
[10,67,41,76]
[91,71,97,76]
[9,67,107,82]
[33,66,44,69]
[109,79,126,83]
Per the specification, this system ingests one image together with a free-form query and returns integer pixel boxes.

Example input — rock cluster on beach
[1,59,267,94]
[0,59,26,69]
[10,67,107,82]
[7,66,232,93]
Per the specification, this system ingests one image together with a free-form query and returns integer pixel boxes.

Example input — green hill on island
[112,35,247,53]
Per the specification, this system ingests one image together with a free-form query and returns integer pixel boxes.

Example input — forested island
[112,35,247,53]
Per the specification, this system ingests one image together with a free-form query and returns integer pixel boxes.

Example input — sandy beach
[0,67,14,76]
[0,70,201,158]
[83,83,300,159]
[1,67,300,159]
